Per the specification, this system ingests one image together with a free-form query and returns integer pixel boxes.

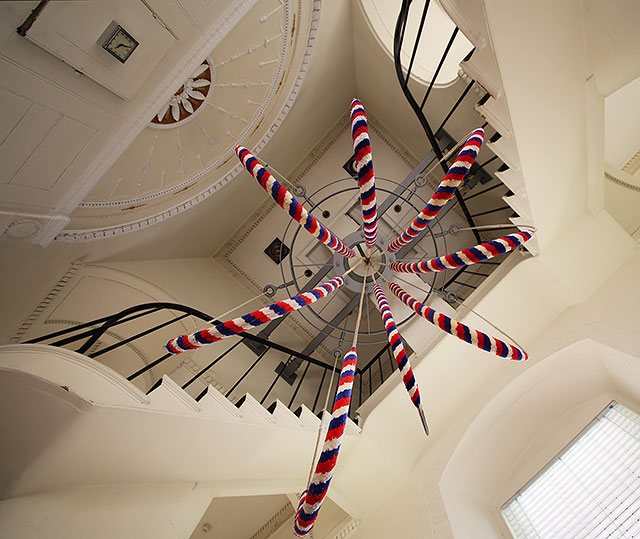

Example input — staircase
[0,344,360,503]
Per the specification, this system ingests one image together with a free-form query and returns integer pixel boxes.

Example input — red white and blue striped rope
[350,99,378,251]
[387,128,485,253]
[236,146,355,258]
[388,282,527,361]
[165,276,344,354]
[294,347,358,536]
[373,283,429,435]
[391,230,533,274]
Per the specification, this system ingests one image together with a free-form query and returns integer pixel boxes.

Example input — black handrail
[394,0,482,244]
[23,299,404,421]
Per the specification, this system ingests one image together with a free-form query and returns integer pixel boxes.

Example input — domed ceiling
[59,0,319,241]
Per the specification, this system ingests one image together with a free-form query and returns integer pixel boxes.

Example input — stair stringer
[441,0,534,237]
[0,344,364,503]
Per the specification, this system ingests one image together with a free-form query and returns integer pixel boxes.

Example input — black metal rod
[478,154,500,169]
[195,386,209,402]
[312,366,328,413]
[420,26,459,109]
[90,314,190,358]
[464,181,505,201]
[453,281,478,289]
[288,360,311,408]
[463,270,491,277]
[378,355,384,386]
[182,341,243,390]
[368,366,372,397]
[358,371,363,408]
[145,378,163,396]
[443,266,468,289]
[260,371,283,405]
[398,0,410,53]
[29,308,160,346]
[393,3,482,244]
[470,206,510,218]
[434,79,475,137]
[127,353,173,381]
[16,0,49,36]
[404,0,431,85]
[225,349,268,398]
[388,347,395,371]
[29,300,321,368]
[260,354,291,404]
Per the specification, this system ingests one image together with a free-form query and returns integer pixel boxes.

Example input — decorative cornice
[34,0,259,246]
[333,518,361,539]
[79,0,291,210]
[604,170,640,192]
[10,261,84,343]
[622,147,640,175]
[290,112,351,184]
[56,0,323,243]
[248,501,294,539]
[367,115,418,169]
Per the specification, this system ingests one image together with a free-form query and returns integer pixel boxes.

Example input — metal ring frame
[279,176,449,344]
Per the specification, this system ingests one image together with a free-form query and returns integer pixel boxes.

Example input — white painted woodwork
[24,1,175,100]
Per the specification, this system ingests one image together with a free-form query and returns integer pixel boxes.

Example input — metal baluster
[183,341,243,390]
[288,360,311,409]
[404,0,431,84]
[225,349,268,398]
[260,354,291,405]
[127,353,172,381]
[91,314,190,358]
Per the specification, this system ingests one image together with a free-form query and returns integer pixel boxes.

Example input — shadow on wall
[440,337,640,538]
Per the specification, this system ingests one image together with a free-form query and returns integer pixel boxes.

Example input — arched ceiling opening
[360,0,473,87]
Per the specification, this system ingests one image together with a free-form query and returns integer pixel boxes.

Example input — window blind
[501,401,640,538]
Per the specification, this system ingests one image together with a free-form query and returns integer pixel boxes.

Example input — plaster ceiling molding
[39,320,155,388]
[10,261,84,343]
[604,75,640,173]
[58,0,322,242]
[622,148,640,177]
[150,60,215,128]
[359,0,472,88]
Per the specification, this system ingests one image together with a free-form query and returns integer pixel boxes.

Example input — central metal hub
[332,231,396,294]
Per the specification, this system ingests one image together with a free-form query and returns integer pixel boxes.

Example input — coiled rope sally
[350,98,378,252]
[165,261,363,354]
[390,230,533,273]
[386,128,485,253]
[373,281,429,435]
[294,268,369,536]
[386,280,527,361]
[236,146,355,258]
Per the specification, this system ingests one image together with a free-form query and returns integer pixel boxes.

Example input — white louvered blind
[501,401,640,538]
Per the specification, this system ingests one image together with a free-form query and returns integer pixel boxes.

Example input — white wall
[0,483,212,539]
[350,250,640,539]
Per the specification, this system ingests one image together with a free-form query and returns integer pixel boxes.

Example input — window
[501,401,640,538]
